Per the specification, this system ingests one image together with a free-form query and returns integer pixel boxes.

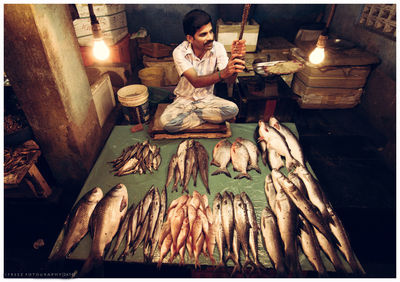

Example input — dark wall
[326,4,396,169]
[126,4,326,44]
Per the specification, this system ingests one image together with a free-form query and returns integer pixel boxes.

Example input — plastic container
[117,84,150,124]
[138,67,164,87]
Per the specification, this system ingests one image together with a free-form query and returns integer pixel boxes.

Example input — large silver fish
[211,139,232,177]
[177,140,191,184]
[231,141,251,180]
[298,215,327,277]
[275,187,301,277]
[149,186,167,260]
[231,228,241,276]
[269,116,305,167]
[294,165,329,221]
[213,193,226,268]
[288,171,308,196]
[51,187,103,261]
[268,149,284,170]
[182,146,196,194]
[313,226,346,273]
[254,125,268,167]
[326,204,365,275]
[143,187,161,262]
[109,204,134,259]
[258,120,298,170]
[236,137,261,174]
[273,169,332,242]
[194,141,210,194]
[264,174,277,215]
[233,194,253,270]
[79,183,128,277]
[241,192,265,272]
[221,191,234,264]
[165,153,178,190]
[260,207,286,277]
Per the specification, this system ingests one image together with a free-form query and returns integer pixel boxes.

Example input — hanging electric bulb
[89,4,110,61]
[92,37,110,61]
[309,34,328,64]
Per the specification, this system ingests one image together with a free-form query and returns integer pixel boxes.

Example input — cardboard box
[75,4,125,18]
[292,75,364,109]
[73,10,128,46]
[91,73,116,127]
[216,19,259,52]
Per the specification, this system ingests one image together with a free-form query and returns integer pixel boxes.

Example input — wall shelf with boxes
[289,46,380,109]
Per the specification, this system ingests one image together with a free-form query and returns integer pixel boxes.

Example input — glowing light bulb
[309,47,325,64]
[93,39,110,61]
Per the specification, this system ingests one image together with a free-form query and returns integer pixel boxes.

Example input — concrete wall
[126,4,326,44]
[326,4,396,168]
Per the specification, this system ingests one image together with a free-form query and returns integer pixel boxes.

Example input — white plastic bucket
[117,84,150,124]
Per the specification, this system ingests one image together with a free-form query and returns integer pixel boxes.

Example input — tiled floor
[4,83,396,278]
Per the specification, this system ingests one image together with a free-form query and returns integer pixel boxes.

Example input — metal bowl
[253,59,288,78]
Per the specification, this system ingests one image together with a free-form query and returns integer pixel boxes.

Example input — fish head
[268,116,281,130]
[233,194,244,210]
[86,187,104,203]
[265,174,273,184]
[111,183,127,193]
[271,169,282,179]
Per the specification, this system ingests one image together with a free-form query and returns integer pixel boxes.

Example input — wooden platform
[148,103,232,140]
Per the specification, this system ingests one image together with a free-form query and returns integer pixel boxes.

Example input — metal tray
[252,59,287,77]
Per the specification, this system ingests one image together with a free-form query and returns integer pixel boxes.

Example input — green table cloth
[50,123,355,273]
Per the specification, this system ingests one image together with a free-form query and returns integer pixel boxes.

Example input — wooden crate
[292,75,364,109]
[216,19,259,52]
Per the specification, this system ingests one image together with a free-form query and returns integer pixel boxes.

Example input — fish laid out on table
[211,137,260,180]
[165,140,209,194]
[109,140,161,176]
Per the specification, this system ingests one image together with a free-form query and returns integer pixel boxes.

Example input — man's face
[188,22,214,53]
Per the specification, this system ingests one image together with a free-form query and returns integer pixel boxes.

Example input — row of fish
[213,191,264,276]
[261,167,365,277]
[108,185,167,264]
[157,191,214,269]
[211,137,261,180]
[257,117,305,171]
[165,140,210,194]
[50,184,129,277]
[109,140,162,176]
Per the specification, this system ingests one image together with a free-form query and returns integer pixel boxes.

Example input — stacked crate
[73,4,130,67]
[290,47,380,109]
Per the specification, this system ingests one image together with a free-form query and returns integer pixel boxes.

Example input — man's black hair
[183,9,212,37]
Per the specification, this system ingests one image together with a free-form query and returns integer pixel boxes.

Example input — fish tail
[211,167,231,177]
[224,251,235,265]
[157,258,163,270]
[79,254,103,278]
[234,172,251,180]
[194,258,200,269]
[275,262,287,278]
[261,151,267,166]
[248,164,261,174]
[243,257,257,272]
[231,263,241,277]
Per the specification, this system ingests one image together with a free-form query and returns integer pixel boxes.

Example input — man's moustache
[204,40,214,45]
